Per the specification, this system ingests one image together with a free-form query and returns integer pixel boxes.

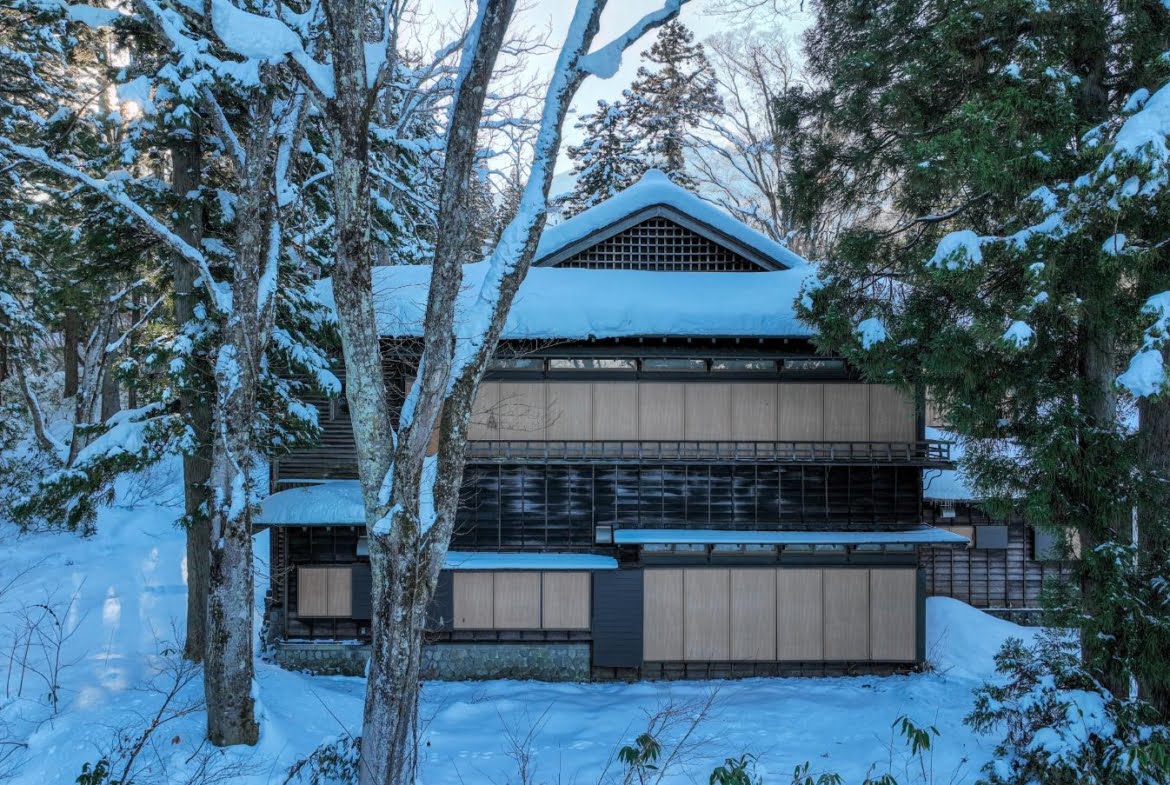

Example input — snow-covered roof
[443,552,617,570]
[535,170,807,270]
[613,528,969,547]
[315,262,816,340]
[257,481,366,525]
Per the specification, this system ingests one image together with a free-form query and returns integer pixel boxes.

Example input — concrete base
[272,640,592,681]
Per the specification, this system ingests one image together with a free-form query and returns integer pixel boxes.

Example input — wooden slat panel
[326,567,353,617]
[683,569,730,661]
[684,384,732,441]
[547,382,592,439]
[870,569,918,662]
[593,383,639,439]
[869,385,917,442]
[824,385,871,441]
[639,383,685,439]
[776,384,824,441]
[643,569,684,660]
[469,382,500,441]
[823,569,870,660]
[731,384,778,441]
[498,382,546,441]
[493,572,541,629]
[776,568,823,660]
[296,567,332,618]
[730,569,776,661]
[453,572,494,629]
[541,572,590,630]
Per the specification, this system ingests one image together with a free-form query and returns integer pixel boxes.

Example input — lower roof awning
[443,552,618,570]
[612,528,969,547]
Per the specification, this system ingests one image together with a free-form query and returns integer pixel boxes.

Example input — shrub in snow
[966,632,1170,785]
[283,734,361,785]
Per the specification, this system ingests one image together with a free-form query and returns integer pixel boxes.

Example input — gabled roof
[535,170,806,271]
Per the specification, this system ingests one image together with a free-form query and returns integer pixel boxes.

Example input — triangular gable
[538,208,772,271]
[534,170,807,271]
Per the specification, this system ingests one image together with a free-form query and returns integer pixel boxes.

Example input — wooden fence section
[643,567,918,664]
[452,571,591,631]
[919,523,1075,610]
[469,381,917,444]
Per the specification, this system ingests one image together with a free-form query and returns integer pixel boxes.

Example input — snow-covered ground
[0,466,1034,784]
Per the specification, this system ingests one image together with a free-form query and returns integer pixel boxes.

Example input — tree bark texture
[169,128,213,664]
[62,307,79,398]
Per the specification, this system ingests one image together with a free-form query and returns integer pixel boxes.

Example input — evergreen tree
[626,20,723,188]
[793,0,1170,711]
[562,99,645,216]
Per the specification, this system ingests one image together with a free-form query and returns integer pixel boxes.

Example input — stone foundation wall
[272,641,592,681]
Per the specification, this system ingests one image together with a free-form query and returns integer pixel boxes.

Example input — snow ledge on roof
[613,528,969,546]
[443,552,617,570]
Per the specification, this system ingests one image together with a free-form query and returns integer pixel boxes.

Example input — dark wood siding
[592,570,644,667]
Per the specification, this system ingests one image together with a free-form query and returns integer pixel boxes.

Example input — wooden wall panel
[731,384,778,441]
[683,569,730,660]
[541,572,591,630]
[823,569,870,660]
[730,568,776,661]
[546,382,592,439]
[870,569,918,661]
[498,382,546,441]
[639,383,685,439]
[593,383,639,439]
[869,385,917,442]
[824,385,871,442]
[326,567,353,617]
[777,384,824,441]
[469,382,500,441]
[453,572,495,629]
[493,572,542,629]
[297,567,331,618]
[685,384,732,441]
[643,569,684,660]
[776,568,824,661]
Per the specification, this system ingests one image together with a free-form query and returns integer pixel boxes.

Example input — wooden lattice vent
[557,218,761,271]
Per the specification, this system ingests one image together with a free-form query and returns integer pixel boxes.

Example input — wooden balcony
[464,439,952,467]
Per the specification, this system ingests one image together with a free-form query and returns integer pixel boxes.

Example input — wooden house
[258,171,986,680]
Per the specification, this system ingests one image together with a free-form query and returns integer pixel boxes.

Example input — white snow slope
[1,465,1036,784]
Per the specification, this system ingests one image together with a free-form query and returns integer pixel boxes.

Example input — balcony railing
[464,439,952,466]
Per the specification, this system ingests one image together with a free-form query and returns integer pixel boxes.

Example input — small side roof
[535,170,807,271]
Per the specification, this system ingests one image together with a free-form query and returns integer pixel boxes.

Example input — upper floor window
[547,358,638,371]
[642,358,707,372]
[711,359,777,372]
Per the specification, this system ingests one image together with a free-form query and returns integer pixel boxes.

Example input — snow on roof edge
[613,528,969,546]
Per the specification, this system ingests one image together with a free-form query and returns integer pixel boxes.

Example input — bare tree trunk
[100,354,120,420]
[202,98,277,747]
[1137,346,1170,720]
[63,307,79,398]
[170,129,213,663]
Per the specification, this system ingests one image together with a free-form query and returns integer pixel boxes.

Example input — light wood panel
[824,385,871,442]
[493,572,542,629]
[498,382,547,440]
[643,569,684,661]
[593,383,639,439]
[547,382,593,439]
[453,572,495,629]
[823,569,870,660]
[296,567,352,618]
[869,385,916,442]
[776,568,824,661]
[683,569,730,660]
[730,568,777,660]
[469,382,500,441]
[731,384,778,441]
[777,384,824,441]
[684,383,731,441]
[869,569,918,661]
[639,383,685,439]
[541,572,591,630]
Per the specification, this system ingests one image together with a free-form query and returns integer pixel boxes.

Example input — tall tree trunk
[170,129,213,663]
[1136,347,1170,720]
[63,307,79,398]
[100,355,120,420]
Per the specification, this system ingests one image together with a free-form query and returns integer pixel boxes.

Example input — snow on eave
[315,261,816,340]
[613,528,970,546]
[444,552,617,570]
[256,480,365,526]
[534,170,807,271]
